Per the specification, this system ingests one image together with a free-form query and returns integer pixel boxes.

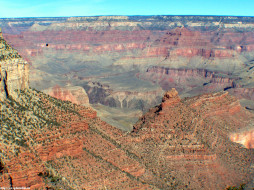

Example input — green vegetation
[226,184,246,190]
[0,38,21,61]
[0,87,87,161]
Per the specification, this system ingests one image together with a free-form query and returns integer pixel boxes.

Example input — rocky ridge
[1,87,253,189]
[139,66,238,94]
[0,87,156,189]
[131,89,254,189]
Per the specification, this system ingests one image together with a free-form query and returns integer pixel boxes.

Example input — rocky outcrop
[230,129,254,149]
[139,66,237,94]
[0,29,29,100]
[130,89,254,189]
[1,86,253,189]
[84,81,163,111]
[228,87,254,101]
[0,88,157,189]
[43,85,89,106]
[160,88,181,108]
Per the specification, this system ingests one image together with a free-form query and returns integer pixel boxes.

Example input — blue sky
[0,0,253,18]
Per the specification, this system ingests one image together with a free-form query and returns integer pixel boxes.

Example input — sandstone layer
[1,88,253,189]
[0,28,29,101]
[130,89,254,189]
[43,85,89,106]
[0,88,155,189]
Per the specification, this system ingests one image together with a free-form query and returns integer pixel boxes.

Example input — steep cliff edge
[0,28,29,100]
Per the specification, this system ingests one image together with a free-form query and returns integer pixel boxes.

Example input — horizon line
[1,14,254,19]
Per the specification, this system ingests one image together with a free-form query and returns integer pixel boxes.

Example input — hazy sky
[0,0,253,18]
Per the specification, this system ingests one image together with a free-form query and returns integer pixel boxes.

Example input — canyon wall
[0,28,29,100]
[84,81,163,111]
[1,87,253,189]
[43,85,89,106]
[139,66,237,93]
[1,16,254,130]
[130,89,254,189]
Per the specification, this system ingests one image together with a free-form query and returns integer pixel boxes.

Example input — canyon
[0,85,253,189]
[1,16,254,124]
[0,16,254,189]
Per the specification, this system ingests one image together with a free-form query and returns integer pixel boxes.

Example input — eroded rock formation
[43,85,89,106]
[139,66,237,95]
[0,28,29,100]
[84,81,163,111]
[1,87,253,189]
[130,89,254,189]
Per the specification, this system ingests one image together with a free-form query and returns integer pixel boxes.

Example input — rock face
[0,86,253,189]
[139,66,238,96]
[43,85,89,106]
[230,129,254,149]
[0,88,162,189]
[84,81,163,111]
[0,28,29,100]
[131,89,254,189]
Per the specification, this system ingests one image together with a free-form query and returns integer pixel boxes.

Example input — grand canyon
[0,16,254,189]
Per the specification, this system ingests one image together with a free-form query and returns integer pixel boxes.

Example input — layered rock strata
[43,85,89,106]
[1,19,254,109]
[0,28,29,100]
[130,89,254,189]
[84,81,163,111]
[0,88,155,189]
[139,66,237,94]
[0,87,253,189]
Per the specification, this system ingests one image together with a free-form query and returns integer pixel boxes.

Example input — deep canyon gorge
[0,16,254,189]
